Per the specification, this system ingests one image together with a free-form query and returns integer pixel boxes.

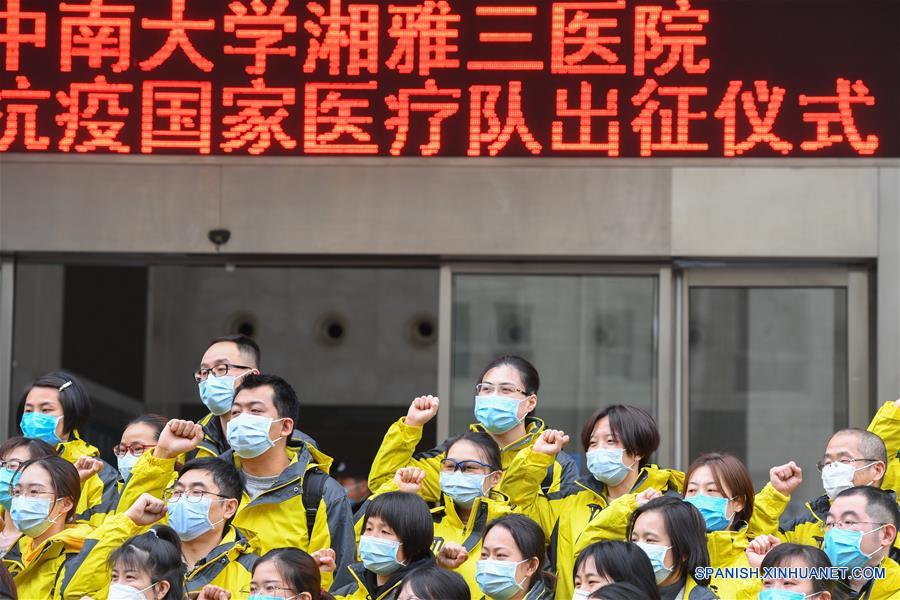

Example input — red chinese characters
[303,0,379,76]
[631,78,707,156]
[140,0,215,72]
[385,1,460,76]
[715,80,792,157]
[304,81,378,154]
[634,0,709,77]
[56,75,133,152]
[551,1,626,75]
[552,81,619,155]
[225,0,297,76]
[385,78,461,156]
[468,81,542,156]
[799,78,879,155]
[141,81,212,154]
[59,0,135,73]
[221,77,297,155]
[0,76,51,150]
[468,5,543,71]
[0,0,46,71]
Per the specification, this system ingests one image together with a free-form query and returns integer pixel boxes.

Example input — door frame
[437,262,676,468]
[676,266,872,471]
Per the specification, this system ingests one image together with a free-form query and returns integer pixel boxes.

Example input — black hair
[589,582,652,600]
[484,514,553,592]
[15,456,81,523]
[109,526,186,600]
[627,496,712,586]
[835,486,900,532]
[208,334,261,368]
[126,414,169,440]
[179,457,244,501]
[0,436,58,462]
[252,548,334,600]
[402,566,470,600]
[16,371,91,437]
[581,405,660,468]
[478,355,540,396]
[362,492,434,563]
[445,431,502,471]
[574,541,660,600]
[235,373,300,422]
[761,543,834,595]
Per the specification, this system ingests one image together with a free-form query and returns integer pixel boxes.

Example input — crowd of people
[0,334,898,600]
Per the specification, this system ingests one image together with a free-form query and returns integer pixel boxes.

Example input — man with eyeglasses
[824,486,900,599]
[191,335,316,460]
[777,426,897,559]
[161,457,258,594]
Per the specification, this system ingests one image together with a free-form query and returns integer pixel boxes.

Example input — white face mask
[821,461,875,499]
[107,582,157,600]
[572,589,591,600]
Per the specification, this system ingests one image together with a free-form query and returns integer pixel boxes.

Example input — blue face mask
[20,413,62,445]
[198,374,243,416]
[116,452,139,483]
[359,535,405,575]
[474,395,524,435]
[226,413,284,459]
[476,558,528,600]
[586,448,634,486]
[823,525,884,570]
[10,495,58,537]
[440,471,488,507]
[167,497,220,541]
[635,541,672,584]
[758,590,813,600]
[685,493,733,532]
[0,468,16,511]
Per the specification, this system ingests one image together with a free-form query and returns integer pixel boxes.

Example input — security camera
[208,229,231,248]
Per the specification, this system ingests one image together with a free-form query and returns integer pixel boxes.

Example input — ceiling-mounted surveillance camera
[208,229,231,250]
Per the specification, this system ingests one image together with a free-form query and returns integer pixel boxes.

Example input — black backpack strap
[303,469,328,544]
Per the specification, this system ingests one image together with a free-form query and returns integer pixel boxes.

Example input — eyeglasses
[239,584,299,598]
[113,443,157,458]
[193,363,252,383]
[823,520,886,531]
[10,488,56,499]
[475,382,528,396]
[441,458,492,474]
[815,457,880,471]
[163,488,230,503]
[0,459,24,472]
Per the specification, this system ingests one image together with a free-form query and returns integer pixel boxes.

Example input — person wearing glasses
[367,355,577,502]
[778,428,894,556]
[4,455,168,599]
[0,437,57,559]
[15,371,120,527]
[164,457,260,595]
[191,335,318,460]
[199,547,337,600]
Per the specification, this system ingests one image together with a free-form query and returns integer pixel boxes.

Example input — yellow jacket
[6,513,143,599]
[125,435,356,591]
[502,447,684,600]
[334,556,437,600]
[868,401,900,496]
[57,432,120,527]
[184,525,259,595]
[361,428,551,600]
[367,417,578,498]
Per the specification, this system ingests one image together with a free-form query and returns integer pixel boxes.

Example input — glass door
[680,267,871,519]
